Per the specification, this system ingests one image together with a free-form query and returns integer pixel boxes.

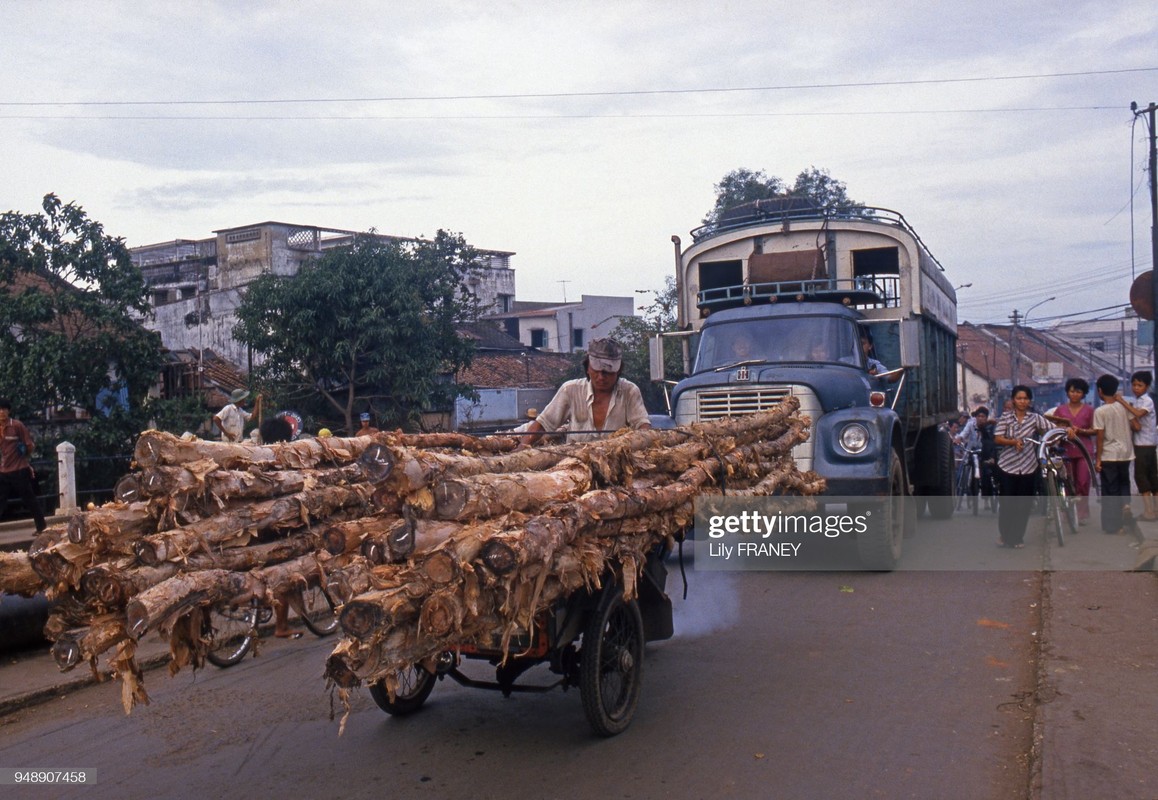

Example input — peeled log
[127,462,364,505]
[339,582,426,639]
[68,501,157,548]
[431,458,591,521]
[126,569,251,639]
[134,484,372,565]
[323,515,401,557]
[51,618,129,672]
[0,550,44,596]
[133,430,377,470]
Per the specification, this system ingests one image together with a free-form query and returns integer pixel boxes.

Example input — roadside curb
[0,647,171,718]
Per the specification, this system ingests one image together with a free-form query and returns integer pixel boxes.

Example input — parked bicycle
[954,447,998,515]
[204,582,338,668]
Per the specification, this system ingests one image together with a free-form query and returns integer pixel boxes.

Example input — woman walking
[1048,378,1096,526]
[993,385,1050,548]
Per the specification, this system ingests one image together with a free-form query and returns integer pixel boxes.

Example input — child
[1093,374,1135,535]
[1124,371,1158,520]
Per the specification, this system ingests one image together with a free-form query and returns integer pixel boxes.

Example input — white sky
[2,1,1155,326]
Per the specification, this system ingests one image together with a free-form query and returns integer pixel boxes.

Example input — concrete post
[56,441,77,515]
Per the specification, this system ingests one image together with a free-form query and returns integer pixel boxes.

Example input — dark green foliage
[233,231,480,432]
[702,166,860,227]
[0,194,161,420]
[612,277,684,413]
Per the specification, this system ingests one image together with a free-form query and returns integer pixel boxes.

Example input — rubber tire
[300,585,339,637]
[926,428,956,520]
[206,605,256,668]
[856,451,906,571]
[1047,475,1065,547]
[369,666,436,716]
[580,585,644,737]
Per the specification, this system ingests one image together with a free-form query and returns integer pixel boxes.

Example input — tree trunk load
[0,396,823,718]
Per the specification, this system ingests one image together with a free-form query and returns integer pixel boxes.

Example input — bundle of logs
[0,396,822,717]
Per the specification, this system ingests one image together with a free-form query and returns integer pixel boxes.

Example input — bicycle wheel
[968,470,980,515]
[300,584,339,637]
[954,461,971,512]
[1058,475,1079,536]
[1045,472,1066,547]
[205,604,256,667]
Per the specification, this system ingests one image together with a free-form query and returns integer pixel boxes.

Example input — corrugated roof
[456,351,575,389]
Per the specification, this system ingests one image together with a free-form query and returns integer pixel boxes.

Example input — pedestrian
[1123,370,1158,520]
[0,399,47,532]
[956,406,998,507]
[353,412,380,437]
[1047,378,1096,525]
[1093,374,1135,535]
[518,338,651,445]
[993,385,1050,548]
[213,389,253,443]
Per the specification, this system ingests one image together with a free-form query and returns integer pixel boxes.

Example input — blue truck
[650,202,960,569]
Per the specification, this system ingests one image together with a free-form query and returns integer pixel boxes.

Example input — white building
[488,295,636,353]
[131,221,516,371]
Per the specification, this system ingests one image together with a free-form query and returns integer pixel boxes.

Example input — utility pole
[1009,309,1022,387]
[1132,101,1158,367]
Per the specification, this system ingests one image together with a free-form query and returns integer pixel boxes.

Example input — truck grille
[696,387,793,419]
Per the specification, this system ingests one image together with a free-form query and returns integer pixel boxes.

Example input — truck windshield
[693,317,863,373]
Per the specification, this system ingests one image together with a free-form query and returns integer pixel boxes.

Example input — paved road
[0,507,1152,800]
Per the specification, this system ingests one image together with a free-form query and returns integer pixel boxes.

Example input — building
[487,295,635,353]
[956,321,1122,413]
[450,323,574,430]
[131,221,516,370]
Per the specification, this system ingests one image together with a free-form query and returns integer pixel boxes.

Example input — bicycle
[1024,428,1091,547]
[204,581,339,668]
[955,447,998,515]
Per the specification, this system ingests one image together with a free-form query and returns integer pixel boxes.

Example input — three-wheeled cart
[368,548,674,736]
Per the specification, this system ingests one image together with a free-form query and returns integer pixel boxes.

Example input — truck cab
[652,203,960,568]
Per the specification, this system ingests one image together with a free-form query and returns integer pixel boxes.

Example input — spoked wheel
[369,665,437,716]
[968,474,980,515]
[1056,477,1079,540]
[580,584,644,737]
[299,584,339,637]
[205,603,257,667]
[1046,475,1067,547]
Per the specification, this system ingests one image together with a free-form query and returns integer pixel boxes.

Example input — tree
[702,166,860,227]
[0,194,161,424]
[233,231,480,432]
[612,277,685,413]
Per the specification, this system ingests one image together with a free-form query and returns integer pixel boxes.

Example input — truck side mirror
[899,319,921,368]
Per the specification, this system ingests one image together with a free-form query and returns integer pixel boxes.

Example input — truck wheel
[857,451,905,571]
[925,428,956,520]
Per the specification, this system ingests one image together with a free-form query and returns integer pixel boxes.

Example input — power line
[0,106,1129,122]
[1,67,1153,107]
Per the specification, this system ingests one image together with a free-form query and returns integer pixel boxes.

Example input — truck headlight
[838,423,870,454]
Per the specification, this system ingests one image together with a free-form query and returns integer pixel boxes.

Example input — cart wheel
[580,585,644,737]
[369,666,436,716]
[299,584,339,637]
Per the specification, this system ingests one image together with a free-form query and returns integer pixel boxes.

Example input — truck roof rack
[697,278,893,314]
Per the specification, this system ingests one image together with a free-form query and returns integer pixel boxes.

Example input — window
[530,329,547,348]
[572,329,585,349]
